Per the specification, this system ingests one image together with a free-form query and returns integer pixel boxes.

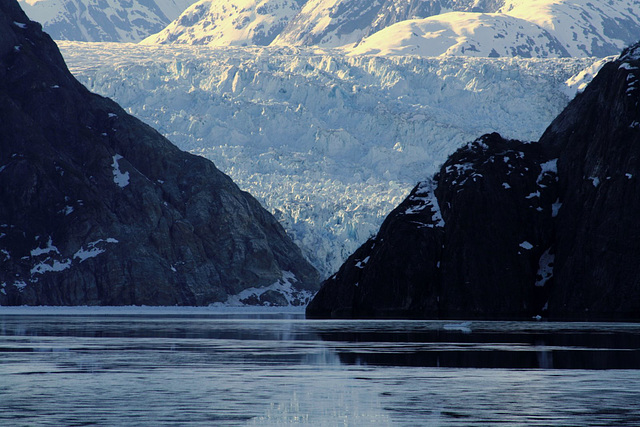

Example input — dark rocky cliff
[0,0,319,306]
[308,43,640,320]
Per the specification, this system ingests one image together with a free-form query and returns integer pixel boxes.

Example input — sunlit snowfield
[2,308,640,426]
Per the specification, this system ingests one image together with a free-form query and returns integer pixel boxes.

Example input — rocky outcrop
[542,45,640,319]
[308,42,640,320]
[0,0,319,306]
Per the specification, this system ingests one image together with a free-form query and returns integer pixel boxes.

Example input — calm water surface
[1,308,640,426]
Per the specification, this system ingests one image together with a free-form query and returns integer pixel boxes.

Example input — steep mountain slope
[145,0,640,59]
[349,0,640,58]
[0,0,319,306]
[499,0,640,57]
[142,0,306,46]
[273,0,503,48]
[307,43,640,320]
[17,0,197,42]
[57,41,598,276]
[348,12,569,58]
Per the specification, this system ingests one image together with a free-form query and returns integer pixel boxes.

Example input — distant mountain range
[143,0,640,58]
[20,0,640,58]
[17,0,197,42]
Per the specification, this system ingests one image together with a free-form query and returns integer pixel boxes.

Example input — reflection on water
[1,310,640,425]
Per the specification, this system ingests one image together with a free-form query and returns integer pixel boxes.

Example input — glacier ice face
[17,0,198,42]
[59,41,601,276]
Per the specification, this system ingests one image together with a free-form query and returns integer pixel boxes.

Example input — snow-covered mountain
[272,0,504,48]
[17,0,197,42]
[347,0,640,57]
[142,0,640,58]
[142,0,306,46]
[498,0,640,57]
[58,41,601,276]
[348,12,569,58]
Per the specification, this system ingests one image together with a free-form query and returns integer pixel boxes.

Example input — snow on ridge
[142,0,304,47]
[347,12,569,58]
[17,0,198,43]
[59,42,598,277]
[499,0,640,58]
[405,180,445,228]
[564,56,612,98]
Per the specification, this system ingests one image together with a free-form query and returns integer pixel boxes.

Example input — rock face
[308,42,640,320]
[0,0,319,306]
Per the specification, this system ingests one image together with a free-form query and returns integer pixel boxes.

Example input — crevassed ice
[59,42,601,277]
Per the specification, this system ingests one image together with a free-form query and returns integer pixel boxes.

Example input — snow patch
[73,239,118,263]
[519,241,533,250]
[31,259,72,275]
[220,271,313,307]
[525,191,540,199]
[620,63,639,71]
[13,280,27,292]
[535,248,554,287]
[552,199,562,217]
[355,256,370,269]
[13,21,27,29]
[404,180,445,228]
[564,57,611,97]
[538,158,558,178]
[31,237,60,257]
[112,154,130,188]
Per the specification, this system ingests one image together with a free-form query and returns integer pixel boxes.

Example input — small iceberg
[443,321,472,333]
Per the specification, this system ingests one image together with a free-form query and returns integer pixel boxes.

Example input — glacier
[58,41,602,276]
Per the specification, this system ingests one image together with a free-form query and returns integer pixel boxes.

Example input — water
[1,308,640,426]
